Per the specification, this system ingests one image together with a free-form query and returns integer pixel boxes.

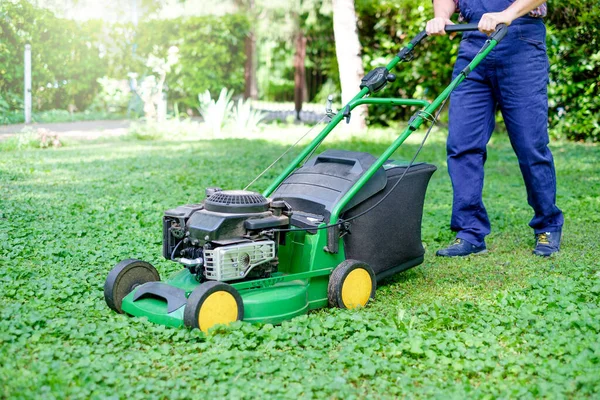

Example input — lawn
[1,127,599,399]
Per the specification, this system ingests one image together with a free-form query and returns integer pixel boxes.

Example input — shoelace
[537,232,550,245]
[453,238,462,245]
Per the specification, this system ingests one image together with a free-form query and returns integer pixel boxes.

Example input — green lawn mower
[105,23,508,332]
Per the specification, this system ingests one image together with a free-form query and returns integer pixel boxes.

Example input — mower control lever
[360,67,397,94]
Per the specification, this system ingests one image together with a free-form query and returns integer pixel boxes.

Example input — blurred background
[0,0,598,141]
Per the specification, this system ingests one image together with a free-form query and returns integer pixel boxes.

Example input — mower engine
[162,189,290,282]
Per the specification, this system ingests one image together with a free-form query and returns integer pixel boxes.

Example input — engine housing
[204,240,276,281]
[162,189,289,283]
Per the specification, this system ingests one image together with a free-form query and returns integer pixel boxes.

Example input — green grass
[0,129,599,399]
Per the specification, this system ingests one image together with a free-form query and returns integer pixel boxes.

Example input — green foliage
[0,127,61,152]
[0,4,248,119]
[0,130,39,152]
[195,88,266,135]
[0,0,107,112]
[89,77,133,115]
[546,1,600,142]
[0,94,23,124]
[198,88,235,136]
[127,118,202,141]
[0,129,599,397]
[256,0,338,103]
[232,98,266,133]
[0,0,597,142]
[177,14,249,109]
[112,13,249,112]
[356,0,456,124]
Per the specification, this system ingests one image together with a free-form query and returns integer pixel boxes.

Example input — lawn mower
[104,23,508,332]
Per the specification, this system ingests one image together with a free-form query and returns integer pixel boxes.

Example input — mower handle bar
[444,22,480,33]
[264,23,509,235]
[445,22,509,42]
[443,22,509,42]
[410,23,508,48]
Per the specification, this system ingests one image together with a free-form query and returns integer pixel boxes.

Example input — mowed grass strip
[0,131,599,399]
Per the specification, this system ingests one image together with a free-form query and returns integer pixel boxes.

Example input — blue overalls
[447,0,564,247]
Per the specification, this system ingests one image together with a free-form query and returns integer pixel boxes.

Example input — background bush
[0,0,107,112]
[546,0,600,142]
[120,14,250,111]
[0,1,249,117]
[1,0,598,141]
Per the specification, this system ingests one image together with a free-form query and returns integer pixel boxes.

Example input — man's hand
[426,17,454,36]
[478,11,516,35]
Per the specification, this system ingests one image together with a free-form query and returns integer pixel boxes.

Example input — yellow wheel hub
[198,291,239,333]
[341,268,372,309]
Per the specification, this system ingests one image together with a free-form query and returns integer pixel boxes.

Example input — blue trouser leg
[447,37,496,247]
[447,19,563,245]
[493,22,564,233]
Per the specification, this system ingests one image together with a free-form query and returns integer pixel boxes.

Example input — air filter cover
[204,190,270,214]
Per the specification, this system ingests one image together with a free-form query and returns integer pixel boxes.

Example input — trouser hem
[455,232,486,248]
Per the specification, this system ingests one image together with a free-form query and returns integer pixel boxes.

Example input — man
[426,0,564,257]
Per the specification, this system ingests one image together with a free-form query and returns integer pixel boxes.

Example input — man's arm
[426,0,456,36]
[479,0,546,34]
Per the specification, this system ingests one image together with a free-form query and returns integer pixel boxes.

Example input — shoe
[533,230,561,257]
[436,238,487,257]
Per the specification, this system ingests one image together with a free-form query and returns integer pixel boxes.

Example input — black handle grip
[444,22,480,33]
[444,22,509,42]
[490,23,509,42]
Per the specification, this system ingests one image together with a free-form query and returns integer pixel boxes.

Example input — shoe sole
[436,249,488,257]
[532,250,559,257]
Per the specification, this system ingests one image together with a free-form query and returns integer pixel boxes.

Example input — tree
[332,0,366,132]
[235,0,258,100]
[293,13,307,121]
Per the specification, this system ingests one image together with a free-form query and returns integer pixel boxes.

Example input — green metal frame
[119,25,508,328]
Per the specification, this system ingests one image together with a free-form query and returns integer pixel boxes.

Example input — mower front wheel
[104,259,160,313]
[184,281,244,333]
[328,260,376,309]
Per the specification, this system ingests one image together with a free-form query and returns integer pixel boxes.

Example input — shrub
[0,127,61,152]
[546,1,600,142]
[232,98,266,133]
[127,118,202,141]
[176,14,249,110]
[197,88,235,136]
[0,0,107,112]
[89,77,132,114]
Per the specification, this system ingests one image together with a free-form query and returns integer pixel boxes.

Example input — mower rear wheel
[184,281,244,333]
[104,259,160,313]
[328,260,376,309]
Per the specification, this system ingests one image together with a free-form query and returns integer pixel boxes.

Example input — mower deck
[121,230,341,327]
[122,272,333,327]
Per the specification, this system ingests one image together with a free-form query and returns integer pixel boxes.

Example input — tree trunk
[238,0,258,100]
[294,30,307,121]
[332,0,367,132]
[243,30,258,100]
